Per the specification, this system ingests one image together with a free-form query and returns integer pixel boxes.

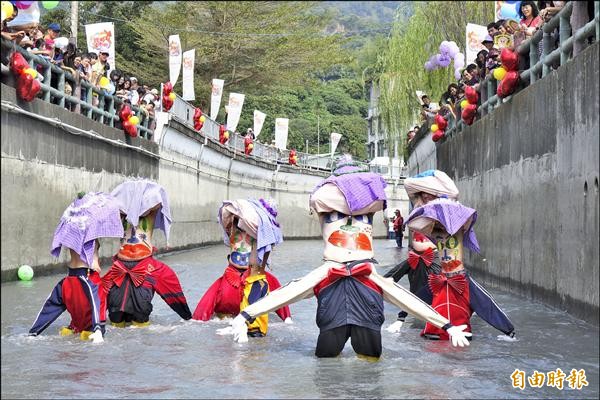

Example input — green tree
[378,1,493,157]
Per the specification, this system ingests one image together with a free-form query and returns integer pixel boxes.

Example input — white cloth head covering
[404,169,459,206]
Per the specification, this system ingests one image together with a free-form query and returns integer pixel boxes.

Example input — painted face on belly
[118,210,157,261]
[321,211,374,263]
[433,229,464,272]
[229,230,256,269]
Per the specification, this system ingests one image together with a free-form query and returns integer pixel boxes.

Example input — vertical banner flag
[168,35,182,86]
[210,79,224,120]
[226,93,245,133]
[85,22,115,72]
[182,49,195,101]
[274,118,289,150]
[330,132,342,156]
[465,23,488,65]
[253,110,266,138]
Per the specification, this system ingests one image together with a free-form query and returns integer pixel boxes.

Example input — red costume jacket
[102,256,191,320]
[192,264,291,321]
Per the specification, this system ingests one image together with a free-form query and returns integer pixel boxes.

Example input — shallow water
[2,240,598,399]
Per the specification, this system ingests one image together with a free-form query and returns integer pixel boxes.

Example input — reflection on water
[2,240,598,399]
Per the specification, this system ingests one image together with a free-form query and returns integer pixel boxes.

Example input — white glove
[231,314,248,343]
[88,330,104,344]
[216,326,234,335]
[497,332,518,342]
[446,324,472,347]
[284,317,293,324]
[385,320,404,333]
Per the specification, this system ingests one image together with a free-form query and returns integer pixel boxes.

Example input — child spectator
[129,77,140,105]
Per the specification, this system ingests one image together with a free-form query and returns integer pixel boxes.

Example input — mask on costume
[118,208,157,261]
[229,224,258,269]
[432,228,464,272]
[320,211,375,263]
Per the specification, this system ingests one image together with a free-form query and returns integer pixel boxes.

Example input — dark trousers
[315,324,382,358]
[395,231,403,248]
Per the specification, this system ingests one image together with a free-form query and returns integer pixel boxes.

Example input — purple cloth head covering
[51,192,124,267]
[311,157,387,213]
[110,179,172,241]
[218,198,283,265]
[405,198,480,253]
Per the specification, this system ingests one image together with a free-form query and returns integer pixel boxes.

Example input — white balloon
[54,37,69,49]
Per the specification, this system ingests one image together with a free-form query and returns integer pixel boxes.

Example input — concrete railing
[0,38,155,139]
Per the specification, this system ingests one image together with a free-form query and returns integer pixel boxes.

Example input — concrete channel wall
[1,83,405,281]
[407,43,599,323]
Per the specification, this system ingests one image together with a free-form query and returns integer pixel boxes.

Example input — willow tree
[378,1,493,158]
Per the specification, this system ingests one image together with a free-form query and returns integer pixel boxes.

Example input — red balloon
[119,104,132,121]
[497,70,520,98]
[122,120,137,137]
[16,73,40,102]
[162,96,173,111]
[465,86,479,104]
[10,52,29,75]
[500,48,519,71]
[432,130,445,142]
[193,107,203,121]
[194,121,203,131]
[461,103,477,125]
[434,114,447,130]
[163,81,173,95]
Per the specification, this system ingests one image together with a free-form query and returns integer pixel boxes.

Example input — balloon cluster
[244,134,254,155]
[494,48,520,98]
[10,52,41,102]
[162,81,175,111]
[424,41,465,80]
[430,113,448,142]
[98,76,115,96]
[193,107,205,132]
[15,1,57,10]
[460,86,479,126]
[1,1,14,21]
[288,149,298,165]
[119,104,140,137]
[218,124,229,145]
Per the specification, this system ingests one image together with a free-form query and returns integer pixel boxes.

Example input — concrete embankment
[1,84,407,281]
[408,43,599,323]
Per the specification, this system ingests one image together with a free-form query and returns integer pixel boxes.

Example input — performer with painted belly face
[384,169,459,333]
[193,198,291,334]
[404,198,517,342]
[102,180,192,326]
[218,157,472,358]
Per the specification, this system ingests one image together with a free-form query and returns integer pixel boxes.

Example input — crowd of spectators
[408,0,595,145]
[2,9,160,132]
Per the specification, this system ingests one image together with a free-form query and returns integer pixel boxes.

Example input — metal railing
[1,38,155,139]
[443,0,599,139]
[166,92,334,171]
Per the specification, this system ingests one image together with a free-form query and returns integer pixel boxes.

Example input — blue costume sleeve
[29,279,67,336]
[468,277,514,335]
[415,283,433,305]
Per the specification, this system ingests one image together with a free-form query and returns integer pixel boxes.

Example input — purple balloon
[15,1,34,9]
[424,61,434,71]
[439,41,452,56]
[437,53,452,68]
[455,68,462,80]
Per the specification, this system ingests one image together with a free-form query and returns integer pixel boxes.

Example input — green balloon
[18,265,34,281]
[42,1,59,10]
